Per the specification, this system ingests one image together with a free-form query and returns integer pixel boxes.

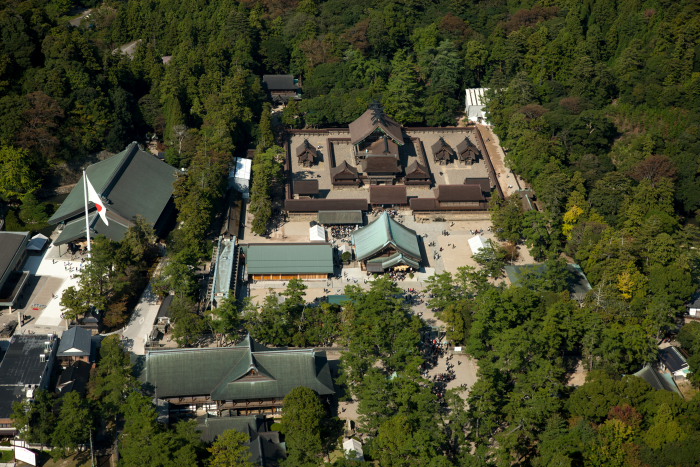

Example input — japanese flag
[85,175,109,226]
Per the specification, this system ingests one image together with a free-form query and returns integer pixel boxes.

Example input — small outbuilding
[57,326,94,367]
[456,137,481,165]
[330,161,360,186]
[296,140,318,167]
[432,137,455,165]
[405,161,431,185]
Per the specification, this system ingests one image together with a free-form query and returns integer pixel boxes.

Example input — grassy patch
[0,450,14,462]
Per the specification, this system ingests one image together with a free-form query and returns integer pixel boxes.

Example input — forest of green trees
[2,0,700,465]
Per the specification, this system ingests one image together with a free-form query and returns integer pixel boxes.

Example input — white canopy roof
[309,224,326,242]
[468,235,489,256]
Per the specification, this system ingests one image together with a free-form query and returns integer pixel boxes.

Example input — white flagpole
[83,170,91,256]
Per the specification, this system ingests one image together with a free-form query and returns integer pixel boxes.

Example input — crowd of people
[329,225,357,241]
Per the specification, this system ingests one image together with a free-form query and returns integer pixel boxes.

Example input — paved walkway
[120,284,161,355]
[11,244,84,335]
[477,124,526,198]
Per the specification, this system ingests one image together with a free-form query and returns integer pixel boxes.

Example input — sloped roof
[53,211,130,246]
[143,335,334,400]
[296,140,318,159]
[366,252,420,270]
[370,185,407,205]
[49,142,178,232]
[366,136,399,156]
[352,213,421,262]
[285,199,367,213]
[361,156,400,174]
[317,210,363,225]
[246,244,334,275]
[464,177,491,193]
[0,232,29,284]
[405,161,429,178]
[330,161,359,179]
[456,137,480,158]
[26,233,49,252]
[431,137,455,160]
[632,365,681,395]
[436,185,484,202]
[57,326,92,358]
[294,180,319,195]
[349,107,404,146]
[262,74,297,91]
[198,416,287,464]
[660,347,688,373]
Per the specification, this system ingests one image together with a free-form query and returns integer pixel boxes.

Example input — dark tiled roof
[296,140,318,160]
[0,232,29,286]
[660,347,688,373]
[142,335,334,401]
[369,185,407,205]
[157,294,174,320]
[0,386,23,420]
[198,415,287,465]
[409,198,487,211]
[0,335,55,386]
[366,137,399,156]
[56,360,92,395]
[405,161,429,178]
[293,180,319,195]
[361,156,400,174]
[262,74,297,91]
[285,199,367,213]
[436,184,485,202]
[456,137,480,159]
[57,326,92,358]
[464,177,491,193]
[349,107,404,146]
[431,138,455,161]
[330,161,359,179]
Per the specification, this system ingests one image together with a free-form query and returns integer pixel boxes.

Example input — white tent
[228,157,252,198]
[343,438,364,461]
[468,235,489,256]
[309,224,326,242]
[464,88,489,124]
[26,233,49,252]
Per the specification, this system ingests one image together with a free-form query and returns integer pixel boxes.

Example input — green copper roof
[142,336,334,401]
[49,142,178,233]
[352,213,421,262]
[246,244,334,275]
[53,211,130,245]
[367,251,420,270]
